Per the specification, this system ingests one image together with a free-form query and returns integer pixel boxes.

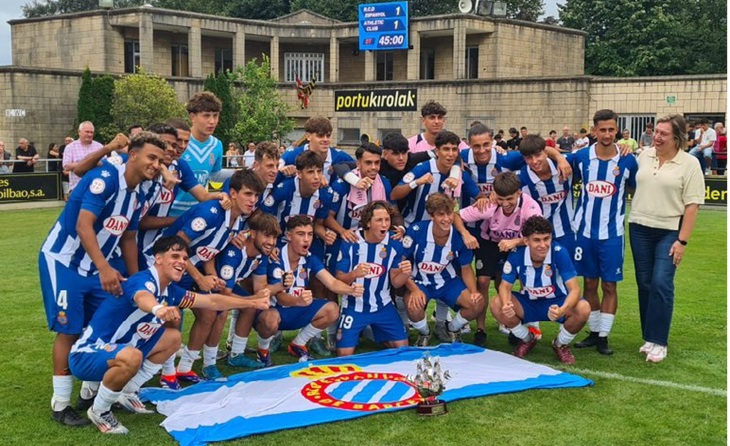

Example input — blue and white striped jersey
[572,145,638,240]
[267,246,325,306]
[329,176,393,230]
[41,164,143,276]
[518,157,576,239]
[398,159,481,227]
[336,231,403,312]
[502,242,577,300]
[401,220,473,289]
[216,243,268,291]
[70,267,186,352]
[259,177,331,235]
[280,144,354,186]
[171,134,222,216]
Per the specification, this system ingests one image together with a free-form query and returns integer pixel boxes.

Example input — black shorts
[475,239,509,278]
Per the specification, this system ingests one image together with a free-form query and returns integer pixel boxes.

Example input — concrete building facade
[0,6,726,151]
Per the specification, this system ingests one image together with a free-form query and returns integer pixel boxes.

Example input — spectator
[226,143,241,168]
[689,119,717,175]
[587,126,598,146]
[278,144,287,156]
[13,138,39,173]
[712,122,726,175]
[628,114,704,363]
[556,126,574,153]
[494,133,509,151]
[506,127,521,151]
[48,142,61,172]
[0,141,11,174]
[62,121,103,193]
[58,136,73,200]
[572,128,589,152]
[545,130,557,148]
[639,122,654,149]
[242,142,256,168]
[128,123,144,136]
[520,126,528,139]
[618,129,639,154]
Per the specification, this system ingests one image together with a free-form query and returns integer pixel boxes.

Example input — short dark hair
[522,215,553,237]
[187,91,222,114]
[519,134,546,156]
[166,118,190,132]
[255,141,280,162]
[128,131,167,152]
[509,127,518,135]
[286,214,314,232]
[493,171,521,196]
[549,130,557,136]
[467,123,493,141]
[593,109,618,126]
[359,201,398,230]
[382,132,408,154]
[304,116,333,135]
[127,124,143,133]
[520,126,527,131]
[435,130,461,148]
[229,168,265,195]
[421,100,447,117]
[248,211,282,237]
[152,235,191,256]
[147,123,178,139]
[295,150,324,171]
[355,142,382,159]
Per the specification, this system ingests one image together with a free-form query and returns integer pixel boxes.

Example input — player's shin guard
[230,335,249,357]
[292,324,322,346]
[412,318,430,335]
[176,347,200,373]
[160,354,176,377]
[587,310,600,333]
[92,383,121,415]
[52,375,74,411]
[599,313,615,337]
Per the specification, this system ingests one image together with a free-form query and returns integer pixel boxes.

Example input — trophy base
[416,400,447,416]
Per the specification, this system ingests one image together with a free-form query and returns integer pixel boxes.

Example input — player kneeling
[68,236,269,434]
[255,216,364,365]
[402,193,485,346]
[490,216,590,364]
[335,201,412,356]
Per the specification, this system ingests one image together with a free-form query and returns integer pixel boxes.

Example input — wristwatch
[677,238,688,246]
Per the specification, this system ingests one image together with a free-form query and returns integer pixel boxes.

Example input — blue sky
[0,0,564,66]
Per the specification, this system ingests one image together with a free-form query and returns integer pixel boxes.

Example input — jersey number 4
[56,290,68,310]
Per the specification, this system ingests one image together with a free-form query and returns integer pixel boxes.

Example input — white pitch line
[560,366,727,397]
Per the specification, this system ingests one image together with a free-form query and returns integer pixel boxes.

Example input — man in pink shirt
[62,121,104,194]
[408,101,469,153]
[456,171,543,346]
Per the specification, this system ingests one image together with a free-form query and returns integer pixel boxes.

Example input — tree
[203,71,238,144]
[110,69,187,134]
[505,0,543,21]
[75,67,116,142]
[76,67,96,125]
[559,0,726,76]
[22,0,143,17]
[229,56,294,146]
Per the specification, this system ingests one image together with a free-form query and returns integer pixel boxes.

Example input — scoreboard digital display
[358,2,409,51]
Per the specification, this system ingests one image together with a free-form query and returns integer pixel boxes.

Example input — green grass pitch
[0,206,725,445]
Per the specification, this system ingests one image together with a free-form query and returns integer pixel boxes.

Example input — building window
[466,47,479,79]
[124,40,140,74]
[339,128,361,145]
[618,115,655,142]
[376,52,394,81]
[171,45,189,77]
[378,128,402,142]
[215,48,233,74]
[420,49,435,80]
[284,52,325,83]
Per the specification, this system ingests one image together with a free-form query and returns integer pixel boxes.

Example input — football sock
[412,318,429,335]
[526,321,540,330]
[556,325,577,347]
[176,347,200,373]
[51,375,74,411]
[434,300,450,322]
[80,381,99,399]
[599,313,615,337]
[509,323,531,341]
[161,355,176,377]
[326,322,337,339]
[448,311,469,333]
[588,310,600,332]
[226,310,239,345]
[202,345,218,367]
[123,360,161,394]
[258,335,273,350]
[230,335,249,357]
[92,383,120,415]
[394,296,410,326]
[292,324,322,346]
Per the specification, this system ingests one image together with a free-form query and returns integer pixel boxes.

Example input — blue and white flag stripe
[142,344,592,446]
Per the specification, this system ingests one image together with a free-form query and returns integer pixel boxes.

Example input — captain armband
[179,291,197,309]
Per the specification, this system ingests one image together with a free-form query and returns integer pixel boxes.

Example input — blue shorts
[417,278,467,310]
[574,234,624,282]
[336,304,407,349]
[69,327,165,382]
[513,291,567,324]
[265,299,329,331]
[39,253,112,335]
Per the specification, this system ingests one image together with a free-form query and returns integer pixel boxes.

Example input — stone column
[270,35,280,81]
[364,50,375,81]
[139,12,154,73]
[233,24,246,69]
[188,19,202,78]
[329,35,338,83]
[453,21,466,80]
[407,30,420,80]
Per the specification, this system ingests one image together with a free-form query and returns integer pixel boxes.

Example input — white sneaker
[639,341,655,354]
[646,344,667,363]
[87,408,129,434]
[498,324,510,335]
[116,392,154,414]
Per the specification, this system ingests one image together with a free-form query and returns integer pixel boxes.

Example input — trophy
[406,352,451,416]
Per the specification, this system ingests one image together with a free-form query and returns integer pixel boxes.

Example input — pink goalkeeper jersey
[459,194,542,242]
[408,133,470,153]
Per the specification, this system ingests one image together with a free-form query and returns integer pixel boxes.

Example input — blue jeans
[629,223,678,346]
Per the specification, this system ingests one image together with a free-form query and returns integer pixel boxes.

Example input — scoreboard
[358,2,409,51]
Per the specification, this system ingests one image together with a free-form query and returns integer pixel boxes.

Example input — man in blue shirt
[69,236,270,435]
[490,216,590,364]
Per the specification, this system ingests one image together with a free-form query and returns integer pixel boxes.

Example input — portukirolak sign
[335,89,417,112]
